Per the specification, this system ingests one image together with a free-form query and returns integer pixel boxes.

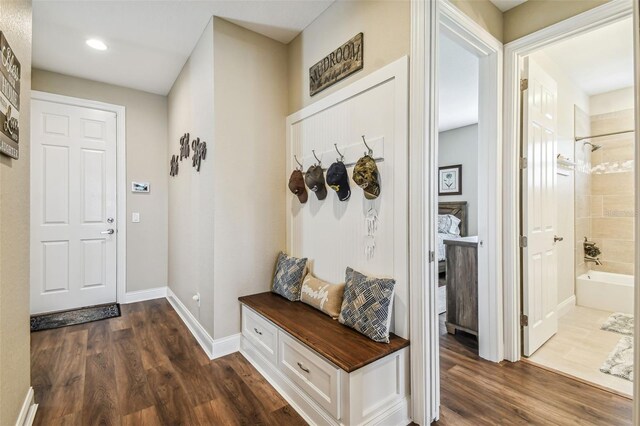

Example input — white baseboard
[15,387,37,426]
[122,286,167,304]
[165,288,240,360]
[213,333,241,359]
[557,295,576,318]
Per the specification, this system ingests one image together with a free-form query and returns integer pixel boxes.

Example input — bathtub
[576,270,634,314]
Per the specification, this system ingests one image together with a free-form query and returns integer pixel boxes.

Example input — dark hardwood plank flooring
[31,299,633,425]
[434,313,632,425]
[31,299,306,426]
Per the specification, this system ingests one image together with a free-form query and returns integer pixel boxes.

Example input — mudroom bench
[238,292,411,426]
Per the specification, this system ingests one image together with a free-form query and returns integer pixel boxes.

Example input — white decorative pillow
[300,274,345,319]
[437,214,461,235]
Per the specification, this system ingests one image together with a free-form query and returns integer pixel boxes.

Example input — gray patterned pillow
[271,252,308,301]
[338,267,395,343]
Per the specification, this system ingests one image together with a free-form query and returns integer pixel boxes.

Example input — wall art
[0,32,21,159]
[131,182,150,193]
[170,155,179,176]
[179,132,190,160]
[309,32,363,96]
[191,137,207,172]
[438,164,462,196]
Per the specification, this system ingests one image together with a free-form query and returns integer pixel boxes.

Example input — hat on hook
[305,165,328,200]
[353,155,380,200]
[288,170,308,203]
[326,161,351,201]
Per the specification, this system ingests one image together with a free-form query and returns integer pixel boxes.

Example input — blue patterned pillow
[272,252,308,301]
[338,267,395,343]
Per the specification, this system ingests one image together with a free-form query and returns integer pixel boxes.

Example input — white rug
[437,286,446,315]
[601,336,634,382]
[601,313,634,336]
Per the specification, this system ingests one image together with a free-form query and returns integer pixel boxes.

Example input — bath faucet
[584,257,603,266]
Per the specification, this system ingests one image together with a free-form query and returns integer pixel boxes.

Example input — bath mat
[601,313,634,336]
[437,286,446,315]
[30,303,121,332]
[600,336,634,382]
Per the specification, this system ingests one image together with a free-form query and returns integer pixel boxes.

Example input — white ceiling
[438,32,479,133]
[32,0,335,95]
[489,0,527,12]
[539,17,634,96]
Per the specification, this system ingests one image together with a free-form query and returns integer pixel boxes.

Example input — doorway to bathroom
[516,10,635,397]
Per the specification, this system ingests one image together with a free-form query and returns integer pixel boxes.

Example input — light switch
[132,212,140,223]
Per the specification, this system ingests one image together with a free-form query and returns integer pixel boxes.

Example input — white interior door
[30,99,117,314]
[521,57,559,357]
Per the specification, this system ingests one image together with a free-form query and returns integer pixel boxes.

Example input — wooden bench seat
[238,292,409,373]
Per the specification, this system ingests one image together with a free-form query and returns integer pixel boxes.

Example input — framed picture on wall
[438,164,462,196]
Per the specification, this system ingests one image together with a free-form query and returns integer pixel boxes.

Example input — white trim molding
[556,295,576,319]
[30,90,127,305]
[165,287,240,360]
[632,0,639,423]
[502,0,633,363]
[15,387,37,426]
[122,286,167,304]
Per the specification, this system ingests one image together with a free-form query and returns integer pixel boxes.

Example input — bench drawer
[278,331,340,418]
[242,305,278,364]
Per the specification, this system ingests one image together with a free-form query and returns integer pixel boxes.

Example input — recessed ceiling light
[86,39,107,51]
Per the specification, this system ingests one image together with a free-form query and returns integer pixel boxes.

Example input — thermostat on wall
[131,182,150,193]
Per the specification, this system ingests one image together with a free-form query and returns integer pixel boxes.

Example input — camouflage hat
[352,155,380,200]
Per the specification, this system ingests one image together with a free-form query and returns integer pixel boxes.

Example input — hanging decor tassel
[365,206,378,259]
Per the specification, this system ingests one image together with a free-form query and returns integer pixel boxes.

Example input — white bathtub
[576,270,634,314]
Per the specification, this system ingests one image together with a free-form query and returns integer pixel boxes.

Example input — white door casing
[521,58,559,357]
[30,99,118,314]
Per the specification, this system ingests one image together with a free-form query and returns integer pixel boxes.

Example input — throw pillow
[437,214,461,235]
[271,252,308,301]
[300,273,345,319]
[338,267,395,343]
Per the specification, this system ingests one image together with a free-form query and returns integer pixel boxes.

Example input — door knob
[107,217,114,223]
[554,235,564,242]
[101,229,115,235]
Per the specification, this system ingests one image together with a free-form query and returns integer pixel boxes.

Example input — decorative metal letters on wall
[169,132,207,176]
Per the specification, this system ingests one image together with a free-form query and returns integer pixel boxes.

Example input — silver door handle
[101,229,115,235]
[554,235,564,242]
[297,362,310,373]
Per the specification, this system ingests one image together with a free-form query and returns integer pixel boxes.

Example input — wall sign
[0,32,20,159]
[309,32,363,96]
[170,133,207,176]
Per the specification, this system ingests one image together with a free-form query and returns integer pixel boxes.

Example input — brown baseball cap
[288,170,308,203]
[305,165,328,200]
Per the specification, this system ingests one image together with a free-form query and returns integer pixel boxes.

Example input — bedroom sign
[309,33,363,96]
[0,31,20,159]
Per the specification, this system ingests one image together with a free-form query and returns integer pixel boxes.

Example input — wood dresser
[444,236,479,336]
[238,292,410,426]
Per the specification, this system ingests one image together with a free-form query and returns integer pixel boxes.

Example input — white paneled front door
[30,99,118,314]
[521,58,559,356]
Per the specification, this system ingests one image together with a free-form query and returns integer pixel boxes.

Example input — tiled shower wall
[589,108,635,275]
[574,106,591,278]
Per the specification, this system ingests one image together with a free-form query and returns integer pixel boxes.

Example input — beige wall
[32,69,169,293]
[450,0,503,41]
[287,0,410,114]
[503,0,611,43]
[168,19,216,335]
[212,18,287,339]
[0,0,32,423]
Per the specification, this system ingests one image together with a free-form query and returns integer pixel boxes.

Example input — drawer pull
[297,362,310,373]
[254,327,263,335]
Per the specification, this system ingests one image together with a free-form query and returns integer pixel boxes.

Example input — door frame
[31,90,127,304]
[502,0,634,363]
[410,0,503,422]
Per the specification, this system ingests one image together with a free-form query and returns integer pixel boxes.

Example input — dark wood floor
[31,299,633,425]
[434,313,633,425]
[30,298,306,426]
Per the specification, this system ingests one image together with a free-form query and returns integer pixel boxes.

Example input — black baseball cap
[326,161,351,201]
[304,165,327,200]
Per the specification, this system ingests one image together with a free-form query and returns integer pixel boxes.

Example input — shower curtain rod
[574,129,635,142]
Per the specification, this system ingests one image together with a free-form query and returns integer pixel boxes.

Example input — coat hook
[294,155,303,171]
[361,135,373,156]
[334,143,345,162]
[312,149,322,166]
